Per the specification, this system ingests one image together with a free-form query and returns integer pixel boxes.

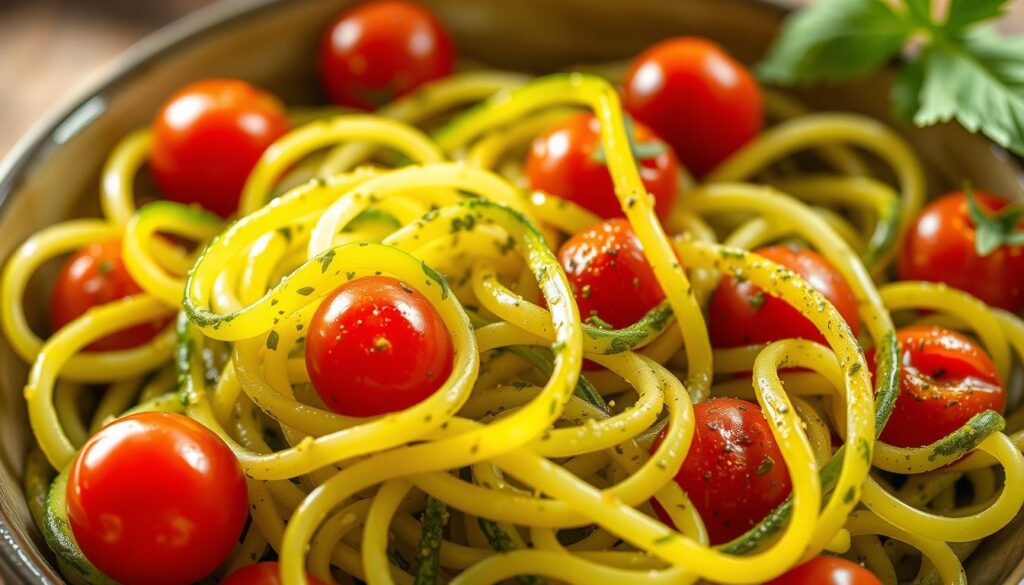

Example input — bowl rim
[0,0,281,227]
[1,0,1021,583]
[0,3,297,580]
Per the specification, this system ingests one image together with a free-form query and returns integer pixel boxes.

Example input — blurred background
[0,0,218,154]
[1,0,1023,156]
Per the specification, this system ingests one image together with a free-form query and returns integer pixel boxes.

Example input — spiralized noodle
[6,68,1024,585]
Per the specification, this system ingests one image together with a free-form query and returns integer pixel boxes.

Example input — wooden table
[0,0,216,155]
[0,0,1023,156]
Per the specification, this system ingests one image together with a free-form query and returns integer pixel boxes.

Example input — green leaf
[757,0,913,85]
[904,0,933,25]
[891,56,927,123]
[975,218,1005,256]
[945,0,1009,32]
[914,29,1024,158]
[964,184,1024,256]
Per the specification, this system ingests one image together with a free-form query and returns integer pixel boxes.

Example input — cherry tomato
[526,113,680,221]
[319,0,455,110]
[150,79,290,217]
[557,218,665,330]
[867,326,1004,448]
[50,240,166,351]
[221,562,326,585]
[67,412,247,585]
[709,245,859,348]
[898,190,1024,312]
[765,556,881,585]
[305,275,454,417]
[623,37,762,176]
[651,398,791,545]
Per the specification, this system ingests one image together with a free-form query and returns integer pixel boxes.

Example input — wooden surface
[0,0,217,155]
[0,0,1023,155]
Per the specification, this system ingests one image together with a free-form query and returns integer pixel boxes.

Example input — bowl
[0,0,1022,582]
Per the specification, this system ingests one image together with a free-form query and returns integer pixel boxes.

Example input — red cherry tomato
[319,0,455,110]
[526,113,680,221]
[305,275,454,417]
[221,562,326,585]
[67,412,248,585]
[898,190,1024,312]
[150,79,290,217]
[709,245,860,348]
[623,37,762,176]
[867,326,1004,448]
[651,397,791,545]
[765,556,881,585]
[50,240,166,351]
[557,218,665,330]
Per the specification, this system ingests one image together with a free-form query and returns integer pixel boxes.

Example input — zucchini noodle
[6,66,1024,585]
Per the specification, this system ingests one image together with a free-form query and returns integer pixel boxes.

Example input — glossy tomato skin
[150,79,289,218]
[898,191,1024,312]
[67,412,248,585]
[526,113,680,221]
[221,562,326,585]
[558,218,665,330]
[868,326,1004,448]
[319,0,455,110]
[305,275,454,417]
[765,556,881,585]
[623,37,762,177]
[709,245,860,348]
[50,240,165,351]
[651,398,791,545]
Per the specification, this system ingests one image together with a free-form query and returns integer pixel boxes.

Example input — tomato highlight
[899,190,1024,312]
[319,0,455,110]
[526,113,680,221]
[66,412,248,585]
[651,397,791,545]
[869,325,1005,448]
[305,275,454,417]
[709,245,859,348]
[50,240,167,351]
[623,37,762,176]
[150,78,289,218]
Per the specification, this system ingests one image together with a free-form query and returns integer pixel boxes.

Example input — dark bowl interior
[0,0,1022,582]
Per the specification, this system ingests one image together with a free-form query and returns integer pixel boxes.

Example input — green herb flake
[317,249,336,273]
[843,486,857,504]
[748,290,766,311]
[421,261,449,301]
[653,533,675,545]
[584,313,615,330]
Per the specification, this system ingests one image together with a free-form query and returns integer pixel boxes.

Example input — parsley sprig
[759,0,1024,158]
